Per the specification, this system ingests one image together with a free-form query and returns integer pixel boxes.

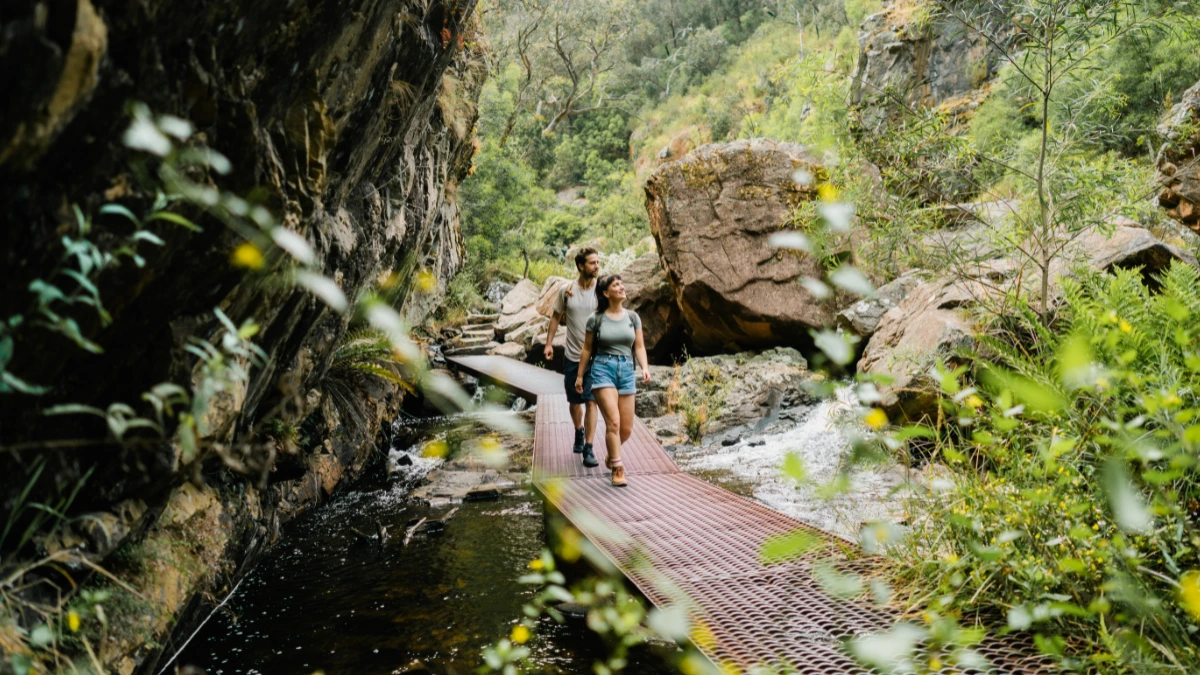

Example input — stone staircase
[444,312,525,358]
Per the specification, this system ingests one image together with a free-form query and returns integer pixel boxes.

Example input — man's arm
[544,311,562,360]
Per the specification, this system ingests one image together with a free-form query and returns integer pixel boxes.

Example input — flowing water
[675,386,909,541]
[173,413,675,675]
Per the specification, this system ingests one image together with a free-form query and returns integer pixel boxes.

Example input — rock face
[645,139,837,353]
[857,280,976,421]
[852,0,1009,128]
[0,0,483,670]
[621,252,683,358]
[860,222,1197,421]
[1157,79,1200,231]
[637,348,812,442]
[837,274,921,338]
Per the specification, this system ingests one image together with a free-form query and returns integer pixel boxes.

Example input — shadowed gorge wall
[0,0,483,669]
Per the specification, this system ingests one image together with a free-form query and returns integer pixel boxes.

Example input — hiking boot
[581,443,599,468]
[611,462,627,487]
[573,427,585,453]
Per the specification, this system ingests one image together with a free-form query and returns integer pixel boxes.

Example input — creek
[171,396,677,675]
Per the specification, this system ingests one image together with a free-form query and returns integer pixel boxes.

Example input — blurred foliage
[885,264,1200,671]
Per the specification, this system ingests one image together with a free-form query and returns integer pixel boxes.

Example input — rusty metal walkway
[447,355,1051,674]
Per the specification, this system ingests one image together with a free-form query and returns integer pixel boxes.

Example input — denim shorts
[590,354,636,395]
[563,359,594,404]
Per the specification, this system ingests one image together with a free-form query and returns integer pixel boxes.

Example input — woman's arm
[576,333,594,393]
[634,328,650,383]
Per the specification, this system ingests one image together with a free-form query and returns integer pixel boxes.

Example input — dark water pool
[173,473,676,675]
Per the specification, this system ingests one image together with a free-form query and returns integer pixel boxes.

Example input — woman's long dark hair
[594,274,622,314]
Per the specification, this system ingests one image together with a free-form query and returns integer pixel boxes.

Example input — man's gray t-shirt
[584,310,642,357]
[551,280,597,362]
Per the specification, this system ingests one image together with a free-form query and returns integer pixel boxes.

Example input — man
[545,247,600,467]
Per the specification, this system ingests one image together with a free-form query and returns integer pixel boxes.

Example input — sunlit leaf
[272,228,316,264]
[156,114,194,140]
[981,367,1064,412]
[124,115,172,156]
[1101,456,1152,534]
[768,231,812,252]
[848,622,925,672]
[759,528,821,564]
[814,562,864,598]
[800,277,832,299]
[829,265,875,297]
[647,605,690,642]
[781,452,806,484]
[818,201,854,233]
[296,271,348,312]
[811,329,856,366]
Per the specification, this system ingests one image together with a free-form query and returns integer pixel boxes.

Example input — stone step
[445,341,501,356]
[454,335,492,347]
[461,327,496,338]
[467,312,500,322]
[461,322,496,332]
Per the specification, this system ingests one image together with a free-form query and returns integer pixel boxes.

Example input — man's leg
[584,401,598,444]
[565,359,586,453]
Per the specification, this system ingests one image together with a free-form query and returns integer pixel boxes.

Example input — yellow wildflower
[528,558,544,570]
[1119,319,1132,333]
[230,242,265,269]
[965,394,984,408]
[416,268,437,292]
[817,183,838,202]
[67,610,81,632]
[511,624,531,644]
[1180,571,1200,620]
[863,408,888,430]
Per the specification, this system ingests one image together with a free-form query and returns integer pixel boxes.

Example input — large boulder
[1157,79,1200,231]
[495,279,542,337]
[857,280,976,422]
[645,139,839,353]
[621,252,683,358]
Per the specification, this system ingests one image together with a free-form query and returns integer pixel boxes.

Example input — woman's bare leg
[618,394,635,444]
[593,387,622,465]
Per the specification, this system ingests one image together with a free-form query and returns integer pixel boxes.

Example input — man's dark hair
[574,246,599,270]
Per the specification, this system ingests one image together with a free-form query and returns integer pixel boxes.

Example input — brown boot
[611,461,627,487]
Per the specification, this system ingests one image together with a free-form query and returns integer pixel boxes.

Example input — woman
[575,274,650,487]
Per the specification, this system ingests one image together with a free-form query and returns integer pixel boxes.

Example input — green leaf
[100,203,141,226]
[145,211,201,232]
[2,371,49,395]
[131,230,166,246]
[829,265,875,297]
[28,623,54,649]
[759,529,821,564]
[28,279,66,306]
[296,271,348,312]
[981,367,1065,412]
[781,452,807,484]
[1102,457,1152,534]
[10,653,33,675]
[45,404,106,417]
[61,269,99,298]
[813,562,864,598]
[810,328,856,366]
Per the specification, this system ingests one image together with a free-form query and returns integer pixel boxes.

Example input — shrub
[894,263,1200,671]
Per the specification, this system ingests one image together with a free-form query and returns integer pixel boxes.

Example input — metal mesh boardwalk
[448,355,1052,674]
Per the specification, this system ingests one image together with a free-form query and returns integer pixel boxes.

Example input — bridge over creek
[447,355,1051,674]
